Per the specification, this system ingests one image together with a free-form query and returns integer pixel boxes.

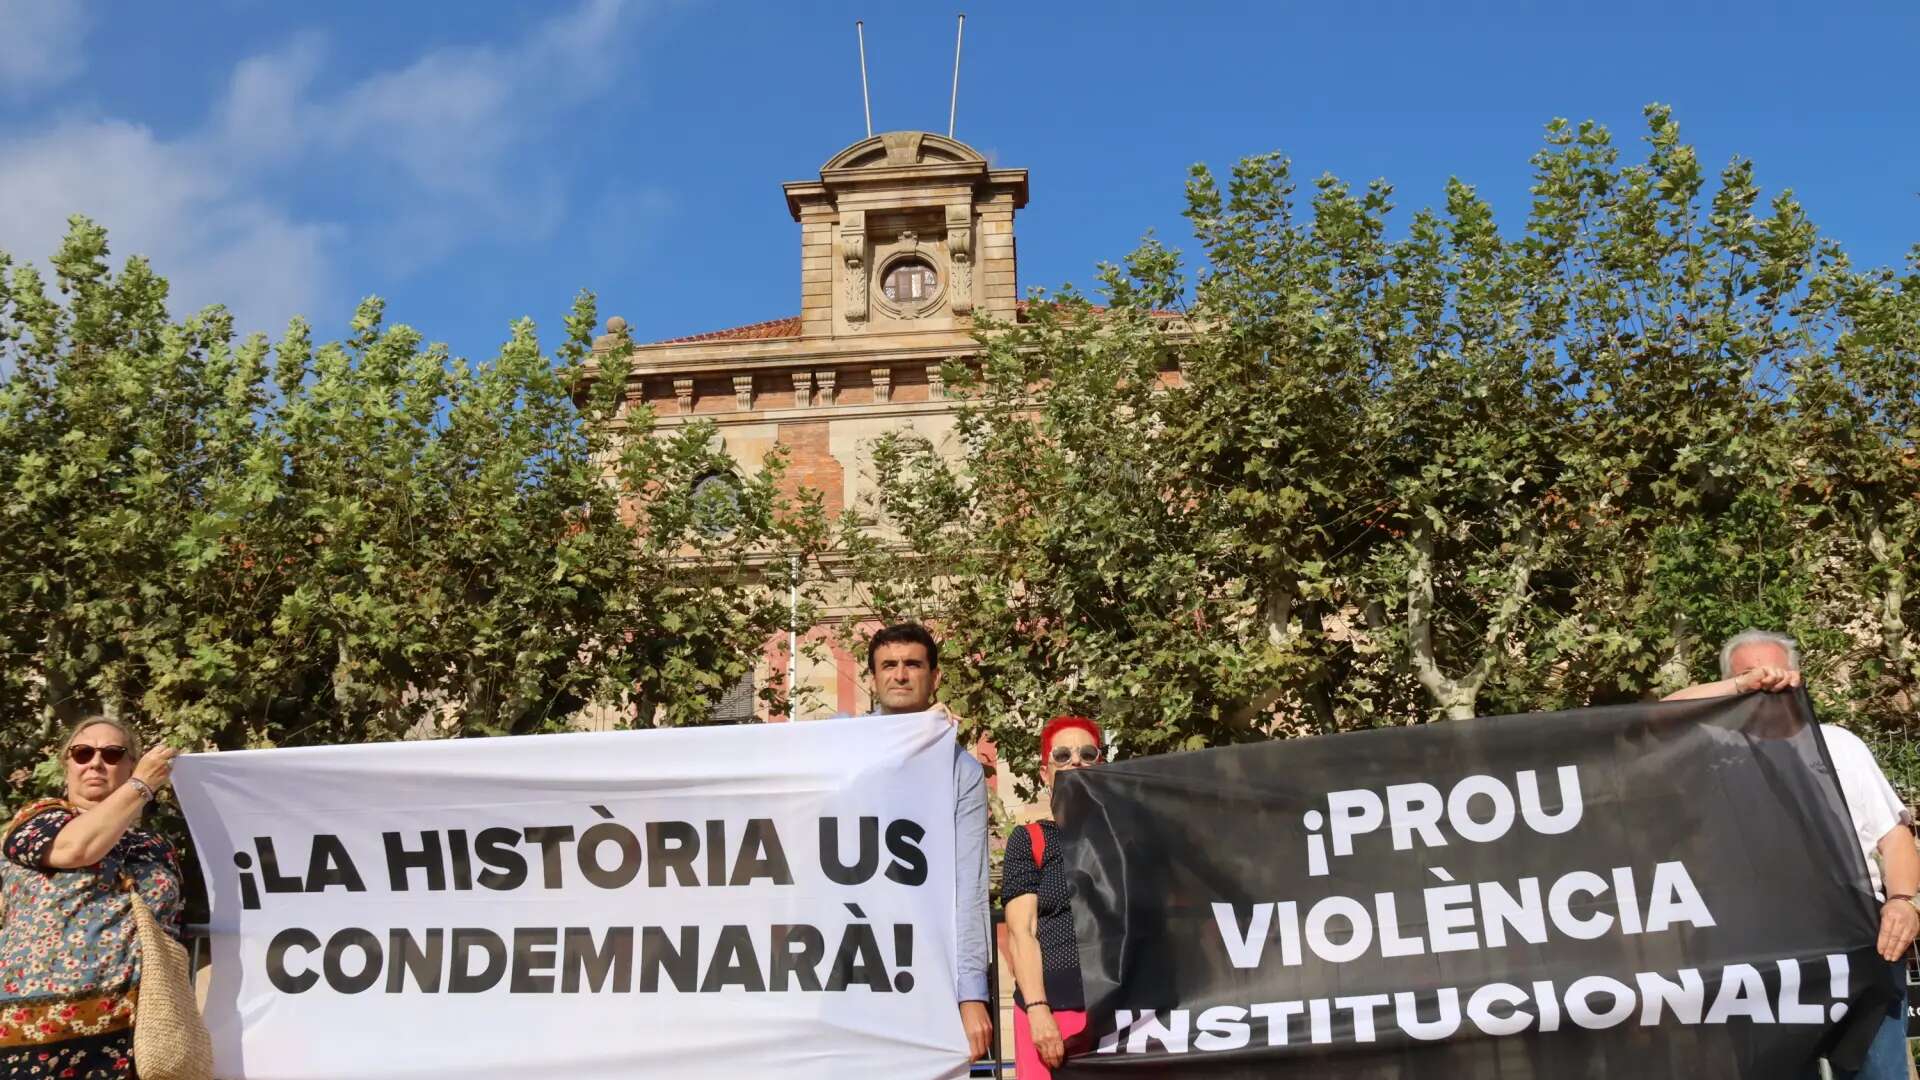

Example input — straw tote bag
[128,886,214,1080]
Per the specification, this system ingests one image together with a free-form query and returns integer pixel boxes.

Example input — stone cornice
[784,168,1023,218]
[618,333,980,378]
[641,398,964,430]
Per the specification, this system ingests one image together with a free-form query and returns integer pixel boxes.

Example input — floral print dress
[0,799,184,1079]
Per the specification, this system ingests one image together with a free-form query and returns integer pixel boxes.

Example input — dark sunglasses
[67,745,129,766]
[1049,745,1103,766]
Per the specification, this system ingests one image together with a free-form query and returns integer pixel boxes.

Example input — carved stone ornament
[871,367,892,404]
[945,204,974,315]
[673,378,694,414]
[927,365,946,401]
[791,371,813,409]
[841,210,868,325]
[733,375,754,410]
[815,370,837,407]
[882,131,925,165]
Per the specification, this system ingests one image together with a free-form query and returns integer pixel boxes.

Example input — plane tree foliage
[850,108,1918,796]
[0,218,823,793]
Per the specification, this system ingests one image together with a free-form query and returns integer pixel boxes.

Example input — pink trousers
[1012,1005,1089,1079]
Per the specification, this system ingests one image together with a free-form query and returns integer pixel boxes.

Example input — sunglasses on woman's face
[67,745,129,766]
[1049,745,1103,766]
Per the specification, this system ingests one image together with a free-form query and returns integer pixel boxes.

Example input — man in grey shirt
[867,622,993,1061]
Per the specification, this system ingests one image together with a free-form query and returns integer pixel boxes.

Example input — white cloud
[215,0,637,240]
[0,120,333,337]
[0,0,91,96]
[0,0,646,336]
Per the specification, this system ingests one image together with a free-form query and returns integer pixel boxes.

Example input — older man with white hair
[1666,629,1918,1080]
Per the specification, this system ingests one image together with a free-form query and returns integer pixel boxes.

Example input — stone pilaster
[800,212,834,338]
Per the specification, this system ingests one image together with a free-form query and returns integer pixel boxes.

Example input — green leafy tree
[0,218,822,793]
[844,108,1917,798]
[1789,250,1920,771]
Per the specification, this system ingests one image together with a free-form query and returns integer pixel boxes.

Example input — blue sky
[2,1,1915,364]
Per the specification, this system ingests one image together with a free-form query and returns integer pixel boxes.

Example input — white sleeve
[1827,727,1910,845]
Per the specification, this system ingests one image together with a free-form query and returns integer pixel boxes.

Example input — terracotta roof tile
[650,316,802,345]
[646,303,1178,345]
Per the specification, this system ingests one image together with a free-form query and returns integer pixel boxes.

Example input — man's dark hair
[867,622,940,674]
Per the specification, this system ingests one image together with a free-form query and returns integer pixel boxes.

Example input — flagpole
[857,21,874,139]
[948,14,965,138]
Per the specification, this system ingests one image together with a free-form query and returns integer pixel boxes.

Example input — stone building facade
[592,131,1028,723]
[590,131,1044,1061]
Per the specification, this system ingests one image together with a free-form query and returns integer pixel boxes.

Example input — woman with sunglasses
[2,716,183,1078]
[1003,715,1104,1078]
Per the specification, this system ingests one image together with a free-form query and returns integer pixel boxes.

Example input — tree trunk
[42,621,91,725]
[1222,584,1299,728]
[1226,584,1338,734]
[463,660,498,735]
[1297,599,1341,734]
[1866,520,1912,673]
[1405,517,1539,722]
[1656,614,1695,695]
[1262,585,1294,650]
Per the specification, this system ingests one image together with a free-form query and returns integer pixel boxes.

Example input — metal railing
[185,922,209,973]
[969,909,1007,1076]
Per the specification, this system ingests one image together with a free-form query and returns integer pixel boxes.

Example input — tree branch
[1405,518,1468,718]
[1406,515,1539,721]
[1866,519,1912,672]
[1262,584,1294,650]
[1297,599,1341,734]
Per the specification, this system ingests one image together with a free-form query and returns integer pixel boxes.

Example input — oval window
[691,472,743,536]
[882,259,938,303]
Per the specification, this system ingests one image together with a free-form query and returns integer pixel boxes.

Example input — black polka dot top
[1001,819,1085,1011]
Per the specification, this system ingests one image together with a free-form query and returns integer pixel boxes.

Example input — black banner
[1906,946,1919,1038]
[1054,692,1895,1078]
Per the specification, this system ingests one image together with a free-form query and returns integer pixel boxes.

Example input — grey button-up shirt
[865,709,990,1004]
[950,741,991,1003]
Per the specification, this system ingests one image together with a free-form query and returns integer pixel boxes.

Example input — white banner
[174,713,969,1080]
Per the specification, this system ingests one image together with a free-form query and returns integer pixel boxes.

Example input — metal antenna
[947,13,966,138]
[856,21,874,138]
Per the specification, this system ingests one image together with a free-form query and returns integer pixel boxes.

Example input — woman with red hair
[1002,715,1104,1077]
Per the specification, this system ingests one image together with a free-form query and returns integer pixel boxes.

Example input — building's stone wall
[583,133,1070,1064]
[588,130,1026,724]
